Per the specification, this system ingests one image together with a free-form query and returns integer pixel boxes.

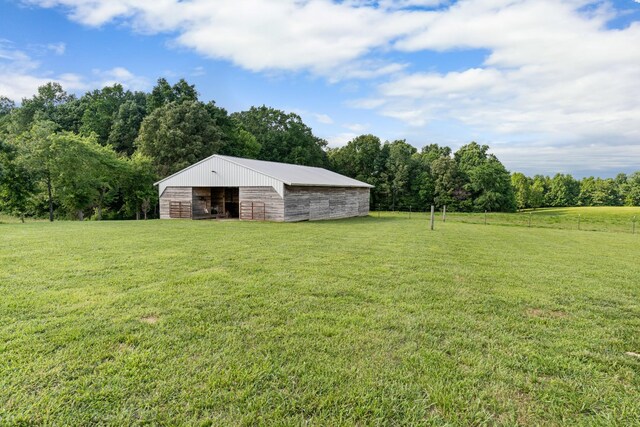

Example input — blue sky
[1,0,639,178]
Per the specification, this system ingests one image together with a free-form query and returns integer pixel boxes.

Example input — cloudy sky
[1,0,639,177]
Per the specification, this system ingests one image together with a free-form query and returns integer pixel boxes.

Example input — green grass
[1,213,639,425]
[444,206,640,233]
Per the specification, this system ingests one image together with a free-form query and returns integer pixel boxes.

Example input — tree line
[0,78,638,221]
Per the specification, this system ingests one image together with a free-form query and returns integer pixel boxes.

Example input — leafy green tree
[547,174,579,207]
[511,172,531,210]
[529,176,546,209]
[136,100,224,177]
[578,177,596,206]
[79,84,128,145]
[454,142,515,212]
[0,96,15,116]
[592,178,619,206]
[205,102,261,159]
[10,83,75,133]
[107,98,147,155]
[232,106,327,167]
[120,153,158,219]
[624,172,640,206]
[147,78,198,113]
[432,156,466,209]
[17,121,59,221]
[0,138,35,221]
[383,140,416,210]
[328,134,382,184]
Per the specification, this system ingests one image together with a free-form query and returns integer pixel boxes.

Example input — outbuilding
[155,155,372,222]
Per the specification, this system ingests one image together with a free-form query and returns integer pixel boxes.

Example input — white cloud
[0,41,149,100]
[314,113,334,124]
[47,42,66,55]
[25,0,429,76]
[343,122,369,133]
[92,66,150,91]
[13,0,640,172]
[327,132,359,147]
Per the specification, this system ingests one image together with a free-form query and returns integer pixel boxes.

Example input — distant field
[1,214,639,425]
[443,206,640,233]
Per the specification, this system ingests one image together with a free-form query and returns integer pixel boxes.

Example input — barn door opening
[209,187,240,219]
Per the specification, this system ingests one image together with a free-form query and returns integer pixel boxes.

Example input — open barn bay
[1,215,639,425]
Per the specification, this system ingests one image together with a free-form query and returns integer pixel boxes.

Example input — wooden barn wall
[159,187,193,219]
[239,186,285,221]
[284,186,370,222]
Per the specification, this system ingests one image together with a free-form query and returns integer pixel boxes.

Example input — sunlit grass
[1,214,639,425]
[444,206,640,233]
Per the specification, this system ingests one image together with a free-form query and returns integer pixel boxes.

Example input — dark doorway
[224,187,240,218]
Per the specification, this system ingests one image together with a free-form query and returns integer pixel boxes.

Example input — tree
[454,142,515,212]
[232,106,327,167]
[18,121,59,221]
[146,78,198,113]
[205,102,261,159]
[547,174,579,207]
[529,176,546,209]
[624,172,640,206]
[578,176,596,206]
[79,84,128,145]
[383,140,416,210]
[120,153,158,219]
[328,134,381,185]
[0,96,15,116]
[11,83,74,133]
[136,100,224,177]
[0,138,35,221]
[432,156,466,209]
[511,172,531,210]
[107,98,147,155]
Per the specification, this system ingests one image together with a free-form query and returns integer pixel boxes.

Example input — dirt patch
[117,343,136,352]
[140,315,159,324]
[526,308,568,318]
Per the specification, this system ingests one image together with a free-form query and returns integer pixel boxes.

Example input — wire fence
[373,205,639,235]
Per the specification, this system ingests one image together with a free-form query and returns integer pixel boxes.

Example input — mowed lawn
[1,214,639,425]
[445,206,640,234]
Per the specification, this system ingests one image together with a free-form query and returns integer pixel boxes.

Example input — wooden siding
[160,187,192,219]
[284,186,370,222]
[239,187,284,221]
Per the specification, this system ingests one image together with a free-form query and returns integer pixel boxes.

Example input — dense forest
[0,79,639,221]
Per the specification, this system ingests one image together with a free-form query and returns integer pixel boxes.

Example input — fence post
[430,205,435,230]
[409,205,412,218]
[378,204,380,218]
[443,205,446,222]
[484,210,487,225]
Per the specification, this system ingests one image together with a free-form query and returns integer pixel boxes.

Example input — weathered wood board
[239,187,285,221]
[284,186,370,222]
[160,187,193,219]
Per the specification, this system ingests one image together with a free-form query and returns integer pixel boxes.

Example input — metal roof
[155,155,374,189]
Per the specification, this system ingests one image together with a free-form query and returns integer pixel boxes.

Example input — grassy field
[440,206,640,234]
[1,212,639,425]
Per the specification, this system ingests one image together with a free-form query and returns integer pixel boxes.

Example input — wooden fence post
[443,205,446,222]
[430,205,435,230]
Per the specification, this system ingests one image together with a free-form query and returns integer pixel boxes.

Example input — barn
[155,155,373,222]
